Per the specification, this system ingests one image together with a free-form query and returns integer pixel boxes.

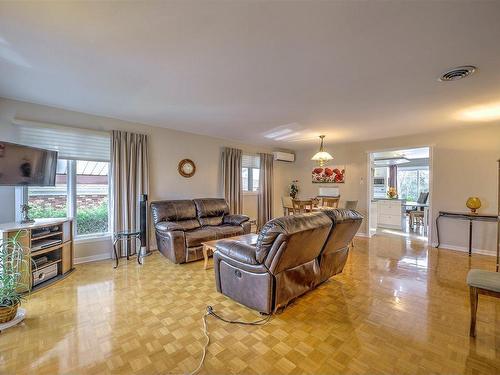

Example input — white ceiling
[1,1,500,148]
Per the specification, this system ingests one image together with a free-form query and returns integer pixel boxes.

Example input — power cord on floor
[188,305,272,375]
[206,305,272,326]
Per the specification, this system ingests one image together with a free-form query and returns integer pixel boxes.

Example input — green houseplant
[0,231,32,323]
[289,180,299,199]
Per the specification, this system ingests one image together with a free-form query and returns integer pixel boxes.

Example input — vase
[0,302,19,324]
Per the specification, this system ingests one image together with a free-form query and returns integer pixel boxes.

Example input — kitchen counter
[371,198,405,202]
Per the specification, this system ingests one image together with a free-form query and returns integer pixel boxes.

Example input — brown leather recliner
[151,198,251,264]
[317,208,363,284]
[213,209,363,313]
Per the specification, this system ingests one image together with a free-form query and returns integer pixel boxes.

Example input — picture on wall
[312,165,345,183]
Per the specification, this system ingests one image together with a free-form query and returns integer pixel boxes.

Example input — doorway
[367,146,432,241]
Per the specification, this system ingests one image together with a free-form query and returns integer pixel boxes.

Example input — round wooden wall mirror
[178,159,196,178]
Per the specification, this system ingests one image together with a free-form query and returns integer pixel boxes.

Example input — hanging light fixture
[311,135,333,166]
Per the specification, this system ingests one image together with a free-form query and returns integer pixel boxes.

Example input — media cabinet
[0,218,74,292]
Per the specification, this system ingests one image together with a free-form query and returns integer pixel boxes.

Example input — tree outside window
[397,167,429,201]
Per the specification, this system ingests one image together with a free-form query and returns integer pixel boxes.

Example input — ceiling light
[311,135,333,166]
[457,102,500,122]
[438,66,476,82]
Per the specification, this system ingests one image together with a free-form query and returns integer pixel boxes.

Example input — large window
[76,161,109,236]
[28,159,68,219]
[397,167,429,202]
[17,119,111,239]
[28,160,110,238]
[242,154,260,192]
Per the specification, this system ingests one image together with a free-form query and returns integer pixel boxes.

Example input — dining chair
[467,269,500,337]
[409,192,429,229]
[292,199,313,214]
[281,196,294,216]
[322,197,340,208]
[344,200,358,210]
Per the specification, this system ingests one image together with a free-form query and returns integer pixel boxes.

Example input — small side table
[113,230,142,268]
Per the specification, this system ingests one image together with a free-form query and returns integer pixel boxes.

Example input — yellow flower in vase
[387,187,398,199]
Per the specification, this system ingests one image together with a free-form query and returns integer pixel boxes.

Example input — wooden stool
[467,269,500,337]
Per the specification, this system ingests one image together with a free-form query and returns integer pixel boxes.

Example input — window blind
[14,119,111,162]
[242,154,260,169]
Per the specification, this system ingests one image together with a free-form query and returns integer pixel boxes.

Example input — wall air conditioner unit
[273,151,295,162]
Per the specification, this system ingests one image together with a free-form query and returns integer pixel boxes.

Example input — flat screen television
[0,141,58,186]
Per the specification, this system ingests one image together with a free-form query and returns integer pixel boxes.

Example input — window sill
[75,233,112,244]
[243,191,259,196]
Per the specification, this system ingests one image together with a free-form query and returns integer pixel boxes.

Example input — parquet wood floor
[1,235,500,374]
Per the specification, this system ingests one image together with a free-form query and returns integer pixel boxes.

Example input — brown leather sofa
[213,209,362,313]
[151,198,251,264]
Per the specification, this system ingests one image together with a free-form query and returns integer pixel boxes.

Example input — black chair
[405,192,428,213]
[408,192,429,229]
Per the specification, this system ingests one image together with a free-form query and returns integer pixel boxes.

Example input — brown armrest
[216,239,259,265]
[223,214,249,226]
[155,221,184,232]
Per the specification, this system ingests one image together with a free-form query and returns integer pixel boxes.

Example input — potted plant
[0,231,31,324]
[289,180,299,199]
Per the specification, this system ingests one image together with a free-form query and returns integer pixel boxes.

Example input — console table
[435,211,497,256]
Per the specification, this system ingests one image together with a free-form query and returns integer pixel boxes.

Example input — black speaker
[139,194,148,255]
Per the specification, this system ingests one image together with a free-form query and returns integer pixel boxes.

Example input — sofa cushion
[185,227,217,247]
[199,216,224,226]
[211,225,244,238]
[151,200,198,224]
[156,221,184,232]
[194,198,229,226]
[175,219,202,231]
[223,214,250,226]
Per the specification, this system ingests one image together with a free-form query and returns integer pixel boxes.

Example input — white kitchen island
[376,199,405,230]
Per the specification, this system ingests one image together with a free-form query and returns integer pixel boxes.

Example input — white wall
[290,123,500,254]
[0,115,19,223]
[0,98,296,261]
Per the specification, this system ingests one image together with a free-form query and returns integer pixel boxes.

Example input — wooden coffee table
[201,233,258,270]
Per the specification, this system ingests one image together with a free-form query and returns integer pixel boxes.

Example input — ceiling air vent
[439,65,476,82]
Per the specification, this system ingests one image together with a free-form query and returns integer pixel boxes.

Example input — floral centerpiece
[387,187,398,199]
[289,180,299,199]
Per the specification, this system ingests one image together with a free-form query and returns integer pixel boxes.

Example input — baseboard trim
[430,242,495,257]
[74,253,111,264]
[74,248,159,265]
[355,232,369,238]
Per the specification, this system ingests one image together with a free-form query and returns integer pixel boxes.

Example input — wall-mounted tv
[0,141,58,186]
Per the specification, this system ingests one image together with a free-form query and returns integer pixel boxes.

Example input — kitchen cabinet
[377,199,404,230]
